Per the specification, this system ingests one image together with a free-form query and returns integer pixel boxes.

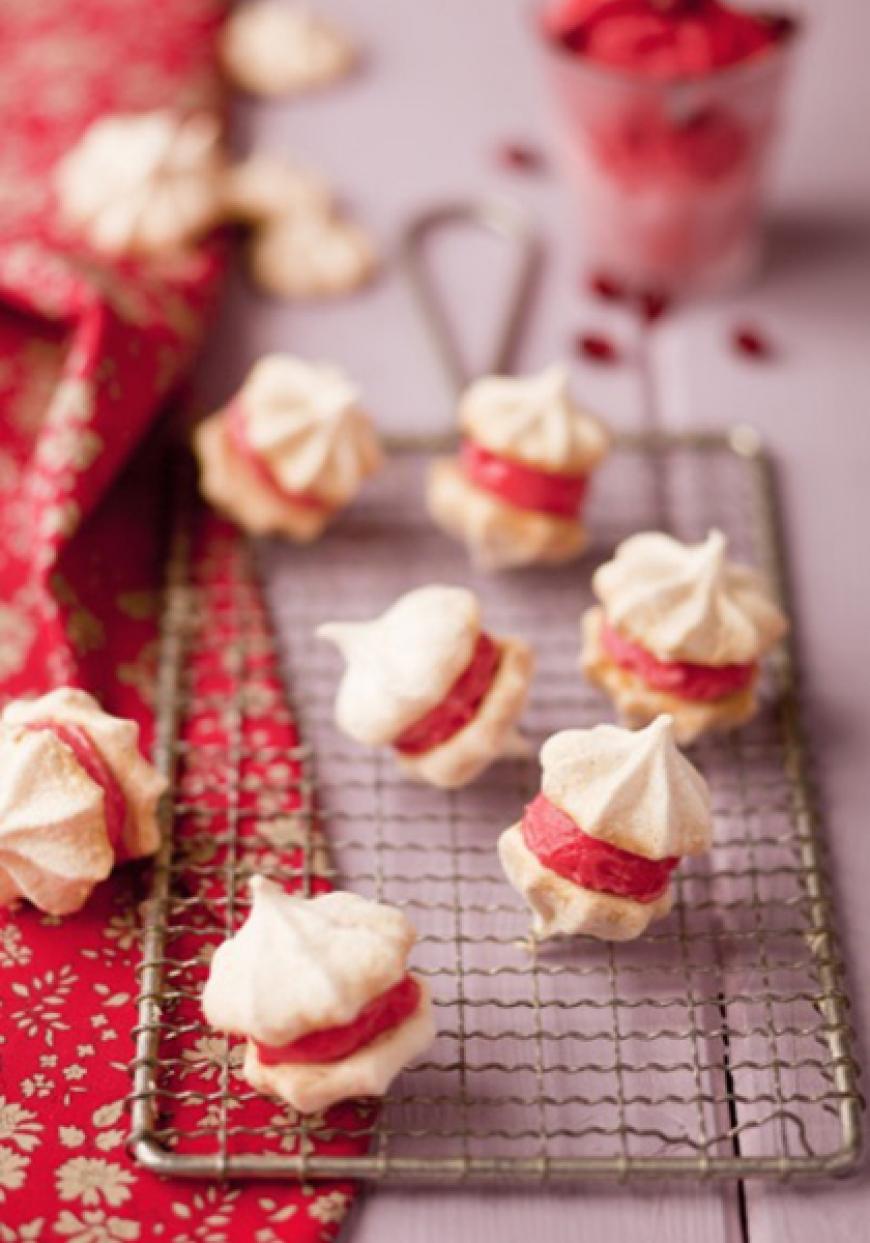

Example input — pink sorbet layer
[227,402,330,513]
[600,621,757,701]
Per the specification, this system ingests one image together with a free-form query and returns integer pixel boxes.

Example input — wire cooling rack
[129,429,863,1183]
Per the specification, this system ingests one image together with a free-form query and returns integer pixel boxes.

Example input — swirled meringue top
[592,529,788,665]
[317,585,483,745]
[233,354,382,506]
[54,110,224,257]
[202,877,417,1045]
[540,715,712,859]
[458,364,610,474]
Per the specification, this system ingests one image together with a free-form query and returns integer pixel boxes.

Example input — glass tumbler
[538,17,798,293]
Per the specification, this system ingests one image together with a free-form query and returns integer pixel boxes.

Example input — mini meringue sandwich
[194,354,383,541]
[317,585,535,789]
[220,1,356,97]
[499,715,712,942]
[202,877,435,1113]
[0,688,166,916]
[427,364,610,570]
[581,530,789,744]
[55,110,225,257]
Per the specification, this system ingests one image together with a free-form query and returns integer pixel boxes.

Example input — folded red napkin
[0,2,362,1237]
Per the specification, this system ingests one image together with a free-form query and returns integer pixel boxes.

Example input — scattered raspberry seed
[638,289,672,323]
[766,14,798,41]
[732,325,773,360]
[589,271,626,302]
[576,331,620,364]
[497,142,546,173]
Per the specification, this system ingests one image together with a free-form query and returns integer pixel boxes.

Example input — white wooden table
[198,1,870,1236]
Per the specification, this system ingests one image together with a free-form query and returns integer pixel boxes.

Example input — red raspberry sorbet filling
[254,974,421,1066]
[394,633,502,757]
[227,401,330,513]
[460,439,588,519]
[27,721,127,849]
[522,793,678,903]
[600,620,756,701]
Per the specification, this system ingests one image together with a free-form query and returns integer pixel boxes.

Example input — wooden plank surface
[197,0,870,1237]
[347,1185,740,1243]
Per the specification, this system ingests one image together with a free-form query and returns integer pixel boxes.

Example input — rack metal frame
[129,429,863,1183]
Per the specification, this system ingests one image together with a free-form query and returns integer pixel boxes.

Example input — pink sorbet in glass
[539,0,797,291]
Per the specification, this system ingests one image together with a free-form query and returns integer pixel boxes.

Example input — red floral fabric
[0,1,361,1238]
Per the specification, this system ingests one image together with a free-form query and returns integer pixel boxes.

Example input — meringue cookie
[499,716,712,942]
[319,586,481,747]
[55,110,224,257]
[203,879,416,1042]
[248,209,376,300]
[0,730,114,917]
[427,457,589,571]
[193,415,328,542]
[459,364,610,475]
[203,877,435,1113]
[194,354,382,541]
[581,607,759,745]
[427,365,610,570]
[220,2,356,97]
[241,988,434,1115]
[399,638,534,789]
[591,529,787,666]
[317,585,535,788]
[0,688,166,915]
[581,530,788,741]
[221,154,332,223]
[498,825,674,942]
[539,716,711,860]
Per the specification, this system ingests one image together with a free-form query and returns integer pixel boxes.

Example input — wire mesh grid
[129,430,863,1183]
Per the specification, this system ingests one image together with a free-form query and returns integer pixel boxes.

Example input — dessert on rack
[427,364,610,570]
[202,877,435,1113]
[194,353,383,540]
[499,715,712,941]
[219,0,357,97]
[55,110,225,257]
[581,529,788,743]
[0,688,166,915]
[318,585,535,788]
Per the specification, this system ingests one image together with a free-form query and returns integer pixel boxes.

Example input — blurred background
[1,2,868,1239]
